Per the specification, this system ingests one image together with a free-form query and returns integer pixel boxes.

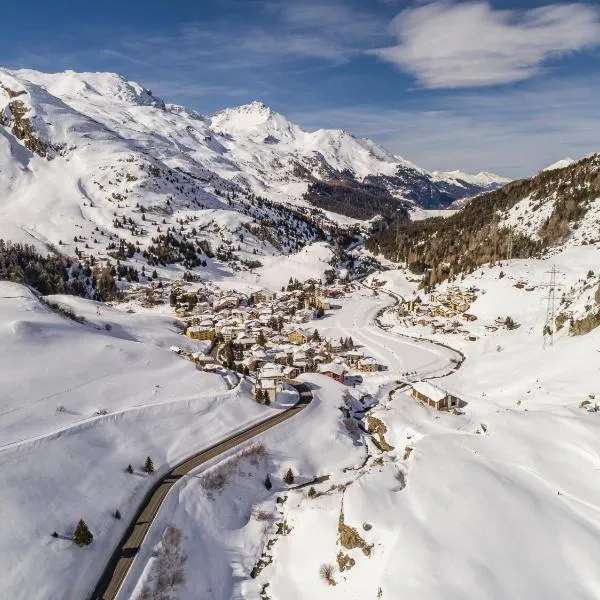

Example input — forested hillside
[366,154,600,288]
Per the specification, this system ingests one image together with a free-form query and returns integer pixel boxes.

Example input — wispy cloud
[373,1,600,87]
[289,78,600,177]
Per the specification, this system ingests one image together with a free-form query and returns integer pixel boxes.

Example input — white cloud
[372,1,600,87]
[289,78,600,177]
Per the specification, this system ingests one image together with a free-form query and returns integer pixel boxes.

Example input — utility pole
[542,265,561,348]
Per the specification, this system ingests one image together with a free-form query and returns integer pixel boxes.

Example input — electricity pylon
[542,265,562,348]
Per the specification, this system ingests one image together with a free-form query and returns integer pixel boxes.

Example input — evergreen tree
[283,468,294,486]
[126,464,134,474]
[144,456,155,474]
[264,474,272,490]
[311,329,321,342]
[255,388,263,403]
[73,519,93,547]
[169,290,178,307]
[97,267,118,301]
[114,510,121,520]
[224,342,235,369]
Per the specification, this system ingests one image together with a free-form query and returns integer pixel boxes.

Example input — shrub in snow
[319,563,336,586]
[264,474,272,490]
[139,526,186,598]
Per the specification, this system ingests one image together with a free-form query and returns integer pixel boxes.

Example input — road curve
[89,382,313,600]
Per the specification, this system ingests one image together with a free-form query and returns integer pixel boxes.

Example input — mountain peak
[211,100,301,141]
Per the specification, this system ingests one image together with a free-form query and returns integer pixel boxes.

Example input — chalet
[343,350,363,367]
[312,296,331,311]
[288,329,308,345]
[191,353,216,367]
[357,357,380,372]
[235,336,256,350]
[213,296,239,311]
[318,362,346,383]
[410,382,459,411]
[242,356,259,372]
[293,360,308,373]
[402,295,422,314]
[283,365,300,379]
[252,289,276,303]
[185,325,214,341]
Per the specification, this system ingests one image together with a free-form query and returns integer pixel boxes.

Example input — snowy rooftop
[411,381,447,402]
[319,362,346,376]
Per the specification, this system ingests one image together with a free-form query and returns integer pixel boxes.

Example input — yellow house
[185,326,215,341]
[288,329,308,345]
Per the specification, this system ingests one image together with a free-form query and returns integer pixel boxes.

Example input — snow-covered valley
[1,66,600,600]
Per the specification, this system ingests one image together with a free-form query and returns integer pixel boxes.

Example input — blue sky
[2,0,600,177]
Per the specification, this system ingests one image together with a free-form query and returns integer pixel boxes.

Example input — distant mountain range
[0,69,510,246]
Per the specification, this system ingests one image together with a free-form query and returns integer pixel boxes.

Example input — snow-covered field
[0,282,276,600]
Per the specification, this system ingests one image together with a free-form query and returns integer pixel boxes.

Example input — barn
[411,381,459,411]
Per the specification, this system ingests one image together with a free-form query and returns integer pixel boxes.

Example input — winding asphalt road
[89,382,312,600]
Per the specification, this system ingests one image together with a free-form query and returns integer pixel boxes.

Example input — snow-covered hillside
[0,68,506,258]
[0,281,278,599]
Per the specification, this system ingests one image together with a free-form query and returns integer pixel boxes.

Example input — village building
[402,295,422,314]
[288,329,308,345]
[410,381,459,411]
[256,362,285,401]
[357,357,380,372]
[283,365,299,379]
[319,362,346,383]
[312,295,331,310]
[191,353,216,368]
[235,336,256,350]
[185,325,214,341]
[343,350,363,367]
[252,289,276,303]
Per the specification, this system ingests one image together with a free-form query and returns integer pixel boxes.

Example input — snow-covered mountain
[542,157,576,172]
[0,69,507,252]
